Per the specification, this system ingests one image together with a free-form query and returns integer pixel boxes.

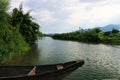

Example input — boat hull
[0,60,84,80]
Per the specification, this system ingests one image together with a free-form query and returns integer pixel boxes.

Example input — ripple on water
[3,37,120,80]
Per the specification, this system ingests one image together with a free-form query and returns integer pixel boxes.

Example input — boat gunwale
[0,60,84,79]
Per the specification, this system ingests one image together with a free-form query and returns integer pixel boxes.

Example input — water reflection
[3,44,40,66]
[2,37,120,80]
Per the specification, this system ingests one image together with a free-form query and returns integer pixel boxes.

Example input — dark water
[4,37,120,80]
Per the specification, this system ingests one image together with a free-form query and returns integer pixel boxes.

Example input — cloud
[37,9,56,23]
[10,0,26,8]
[62,0,120,28]
[10,0,120,33]
[10,0,21,9]
[80,0,104,3]
[10,0,30,13]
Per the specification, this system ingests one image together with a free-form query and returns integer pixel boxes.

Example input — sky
[10,0,120,33]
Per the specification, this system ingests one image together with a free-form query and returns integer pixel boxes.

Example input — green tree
[112,28,119,34]
[103,31,111,36]
[92,28,101,33]
[11,3,41,44]
[0,0,29,62]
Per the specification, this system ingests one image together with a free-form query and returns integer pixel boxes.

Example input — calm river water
[4,37,120,80]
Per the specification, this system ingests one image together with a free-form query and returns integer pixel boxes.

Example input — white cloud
[10,0,30,13]
[10,0,120,33]
[37,9,56,23]
[10,0,21,9]
[10,0,26,8]
[61,0,120,28]
[80,0,104,3]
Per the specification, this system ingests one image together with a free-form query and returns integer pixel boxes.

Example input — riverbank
[52,28,120,45]
[0,0,42,63]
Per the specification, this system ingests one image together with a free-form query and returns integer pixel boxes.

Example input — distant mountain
[46,34,55,36]
[99,24,120,31]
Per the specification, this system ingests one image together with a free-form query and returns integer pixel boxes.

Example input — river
[4,37,120,80]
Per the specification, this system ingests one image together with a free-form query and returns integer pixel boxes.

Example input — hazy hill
[99,24,120,31]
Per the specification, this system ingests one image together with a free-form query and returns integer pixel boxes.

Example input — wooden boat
[0,60,84,80]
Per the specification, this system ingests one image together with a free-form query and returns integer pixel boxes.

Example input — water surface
[4,37,120,80]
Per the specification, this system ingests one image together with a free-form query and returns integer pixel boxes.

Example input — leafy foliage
[112,28,119,34]
[0,0,42,62]
[11,3,41,44]
[52,28,120,44]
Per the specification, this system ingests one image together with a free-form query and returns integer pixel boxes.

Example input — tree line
[52,28,120,44]
[0,0,42,62]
